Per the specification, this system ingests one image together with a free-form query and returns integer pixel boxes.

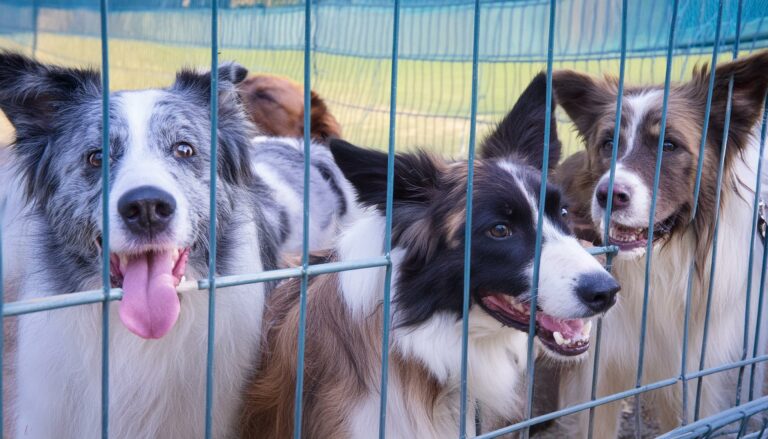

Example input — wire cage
[0,0,767,438]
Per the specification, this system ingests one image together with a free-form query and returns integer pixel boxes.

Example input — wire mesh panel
[0,0,767,438]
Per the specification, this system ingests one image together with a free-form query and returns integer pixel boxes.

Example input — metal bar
[680,0,724,424]
[293,0,312,435]
[658,396,768,439]
[197,257,390,290]
[749,97,768,400]
[0,197,4,437]
[523,2,556,438]
[587,245,619,257]
[4,289,124,317]
[686,355,768,381]
[476,378,680,439]
[695,1,741,418]
[634,1,679,436]
[458,0,481,437]
[590,0,627,433]
[731,0,755,406]
[377,0,399,436]
[2,258,391,317]
[98,0,111,437]
[478,349,768,439]
[31,0,39,57]
[204,0,219,436]
[690,1,724,218]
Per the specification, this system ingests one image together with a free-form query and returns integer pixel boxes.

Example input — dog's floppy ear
[330,139,441,212]
[552,69,615,142]
[691,50,768,152]
[480,72,561,172]
[173,62,255,185]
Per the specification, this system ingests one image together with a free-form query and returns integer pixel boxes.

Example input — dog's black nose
[575,272,620,314]
[118,186,176,236]
[596,181,632,211]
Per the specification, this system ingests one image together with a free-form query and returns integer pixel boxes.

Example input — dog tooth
[582,321,593,337]
[553,331,566,346]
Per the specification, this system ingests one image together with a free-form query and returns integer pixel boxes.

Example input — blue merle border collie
[0,52,351,438]
[238,73,620,438]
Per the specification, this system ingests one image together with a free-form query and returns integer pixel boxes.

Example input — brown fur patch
[237,74,342,141]
[554,50,768,276]
[238,255,441,438]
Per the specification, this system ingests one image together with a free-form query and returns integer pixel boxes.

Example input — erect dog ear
[0,51,101,198]
[691,50,768,152]
[172,61,249,100]
[329,139,442,212]
[480,72,561,172]
[552,69,616,143]
[173,62,255,186]
[0,51,101,133]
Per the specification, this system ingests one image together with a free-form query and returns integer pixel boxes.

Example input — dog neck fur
[335,208,528,435]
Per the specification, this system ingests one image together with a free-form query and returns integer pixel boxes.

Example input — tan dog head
[238,74,341,141]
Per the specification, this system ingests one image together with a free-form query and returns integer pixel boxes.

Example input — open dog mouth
[607,214,677,251]
[107,247,190,339]
[479,294,592,356]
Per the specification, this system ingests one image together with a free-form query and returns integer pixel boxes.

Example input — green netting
[0,0,766,155]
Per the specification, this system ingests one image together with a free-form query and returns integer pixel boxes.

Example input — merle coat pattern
[0,51,348,438]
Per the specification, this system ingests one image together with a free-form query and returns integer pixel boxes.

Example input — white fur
[502,159,609,319]
[622,90,662,160]
[335,205,608,437]
[109,91,192,252]
[563,135,767,437]
[591,164,652,231]
[7,92,268,438]
[12,218,264,438]
[537,226,609,319]
[337,210,388,319]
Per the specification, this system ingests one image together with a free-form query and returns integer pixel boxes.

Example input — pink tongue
[537,313,584,339]
[118,250,180,339]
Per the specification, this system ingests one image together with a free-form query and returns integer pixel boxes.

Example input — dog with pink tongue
[0,52,352,438]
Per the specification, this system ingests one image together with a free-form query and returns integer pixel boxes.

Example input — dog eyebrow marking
[622,89,662,160]
[119,90,163,157]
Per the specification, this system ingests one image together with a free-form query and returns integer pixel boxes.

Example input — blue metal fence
[1,0,768,438]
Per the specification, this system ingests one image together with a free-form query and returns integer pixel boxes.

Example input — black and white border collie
[553,50,768,435]
[238,74,619,438]
[0,52,349,438]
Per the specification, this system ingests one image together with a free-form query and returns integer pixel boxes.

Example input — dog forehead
[472,159,541,213]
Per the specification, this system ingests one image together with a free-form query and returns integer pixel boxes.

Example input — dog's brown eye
[174,143,195,158]
[489,224,511,239]
[87,151,103,167]
[663,141,677,152]
[602,140,615,152]
[561,207,568,218]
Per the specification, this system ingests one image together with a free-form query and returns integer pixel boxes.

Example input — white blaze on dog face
[554,52,768,257]
[108,90,194,253]
[330,139,619,359]
[0,53,257,340]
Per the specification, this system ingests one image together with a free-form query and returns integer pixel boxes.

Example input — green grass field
[0,32,745,158]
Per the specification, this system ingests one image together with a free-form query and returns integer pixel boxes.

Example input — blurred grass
[0,33,743,158]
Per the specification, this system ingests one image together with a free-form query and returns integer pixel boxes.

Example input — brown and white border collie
[237,74,342,141]
[237,74,620,438]
[553,50,768,436]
